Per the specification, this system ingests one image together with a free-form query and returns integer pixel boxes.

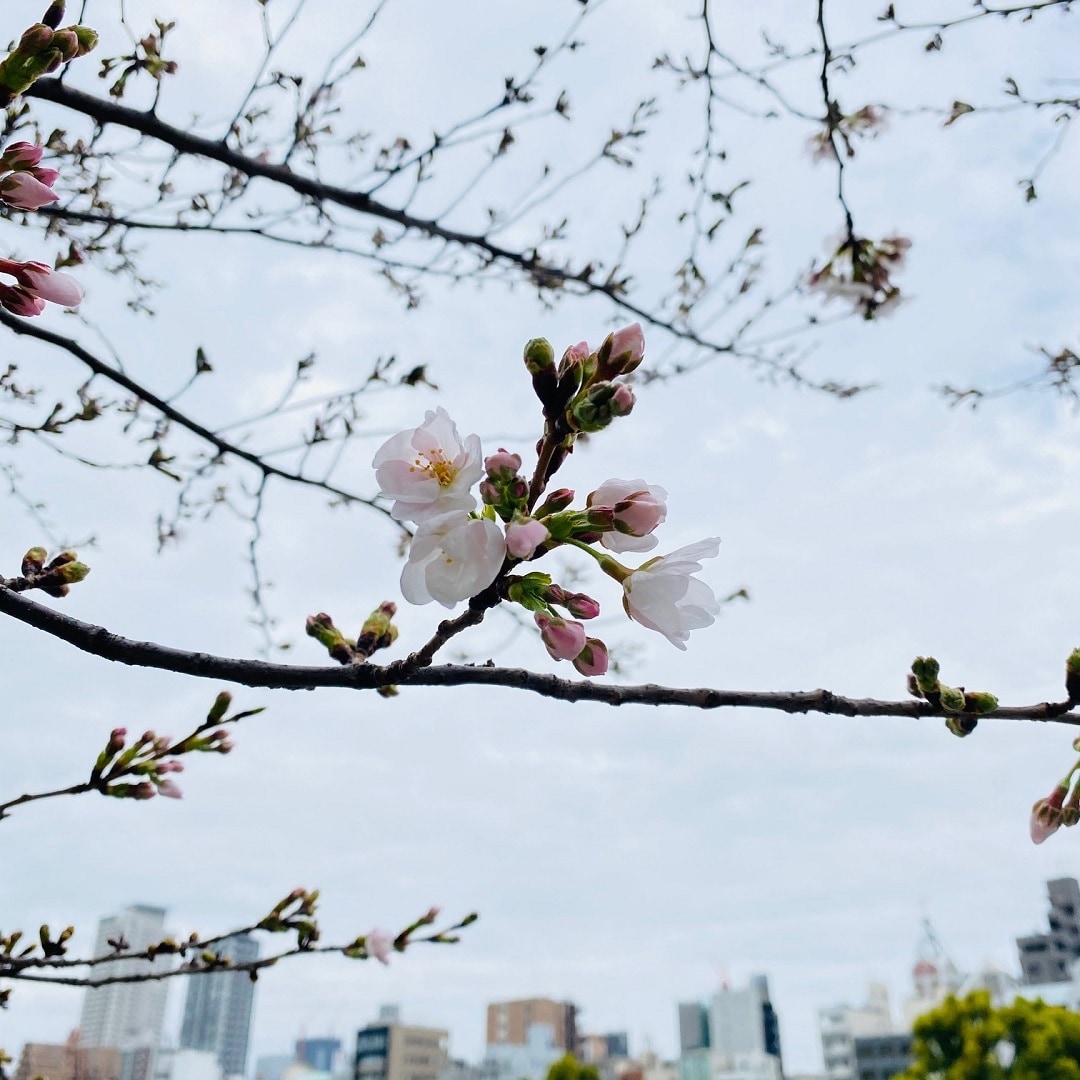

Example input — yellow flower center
[412,450,455,488]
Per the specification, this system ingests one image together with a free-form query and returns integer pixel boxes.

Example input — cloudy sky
[3,0,1080,1074]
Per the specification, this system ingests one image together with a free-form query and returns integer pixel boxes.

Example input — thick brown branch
[1,585,1076,723]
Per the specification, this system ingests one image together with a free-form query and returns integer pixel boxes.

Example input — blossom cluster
[806,234,910,321]
[372,325,722,675]
[0,140,83,315]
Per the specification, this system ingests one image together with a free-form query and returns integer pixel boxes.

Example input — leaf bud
[944,714,978,738]
[21,547,47,576]
[938,684,965,713]
[523,337,555,375]
[963,691,999,714]
[911,656,940,696]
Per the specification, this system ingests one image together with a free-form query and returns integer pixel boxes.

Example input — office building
[354,1019,448,1080]
[677,1005,709,1055]
[818,983,894,1080]
[851,1034,913,1080]
[678,976,783,1080]
[1017,877,1080,984]
[178,933,258,1078]
[296,1040,341,1074]
[78,905,171,1080]
[15,1039,121,1080]
[484,999,577,1080]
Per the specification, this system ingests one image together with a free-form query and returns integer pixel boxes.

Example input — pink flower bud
[0,172,58,210]
[0,142,44,169]
[564,592,601,620]
[610,383,635,417]
[0,285,45,316]
[572,638,609,677]
[535,613,587,662]
[15,263,82,307]
[156,779,183,800]
[106,728,127,755]
[559,341,589,372]
[608,322,645,373]
[131,782,157,800]
[31,166,60,187]
[1031,785,1068,844]
[484,448,522,482]
[505,517,550,560]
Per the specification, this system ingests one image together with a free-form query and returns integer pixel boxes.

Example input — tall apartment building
[354,1019,448,1080]
[677,1004,709,1054]
[484,999,578,1080]
[1017,877,1080,984]
[818,983,894,1080]
[178,933,259,1078]
[78,905,171,1080]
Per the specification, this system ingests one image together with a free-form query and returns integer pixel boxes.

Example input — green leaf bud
[911,656,940,695]
[938,684,965,713]
[963,691,999,714]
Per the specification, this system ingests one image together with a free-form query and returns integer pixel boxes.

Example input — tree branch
[1,585,1076,722]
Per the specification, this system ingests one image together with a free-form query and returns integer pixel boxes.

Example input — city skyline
[12,876,1080,1079]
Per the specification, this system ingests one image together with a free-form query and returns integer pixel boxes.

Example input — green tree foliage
[897,990,1080,1080]
[546,1055,601,1080]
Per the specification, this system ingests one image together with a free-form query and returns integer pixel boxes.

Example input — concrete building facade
[354,1021,448,1080]
[15,1041,121,1080]
[483,999,577,1080]
[817,983,894,1080]
[1017,877,1080,984]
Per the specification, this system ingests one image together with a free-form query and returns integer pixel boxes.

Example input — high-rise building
[484,999,577,1080]
[1017,877,1080,984]
[78,905,171,1080]
[354,1019,448,1080]
[678,977,782,1080]
[178,934,259,1078]
[296,1039,341,1074]
[677,1004,709,1055]
[817,983,894,1080]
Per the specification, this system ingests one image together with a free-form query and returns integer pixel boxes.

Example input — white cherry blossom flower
[621,538,722,650]
[400,511,506,608]
[373,407,483,523]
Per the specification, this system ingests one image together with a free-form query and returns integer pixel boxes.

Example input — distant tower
[78,905,170,1080]
[179,934,259,1078]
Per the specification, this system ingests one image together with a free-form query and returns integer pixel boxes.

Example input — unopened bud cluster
[9,546,91,597]
[0,5,97,105]
[306,602,399,665]
[906,656,997,737]
[1028,648,1080,845]
[89,691,249,803]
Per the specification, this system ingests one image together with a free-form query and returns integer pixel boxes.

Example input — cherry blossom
[587,478,667,553]
[373,407,483,523]
[400,511,506,608]
[618,538,722,650]
[365,928,393,965]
